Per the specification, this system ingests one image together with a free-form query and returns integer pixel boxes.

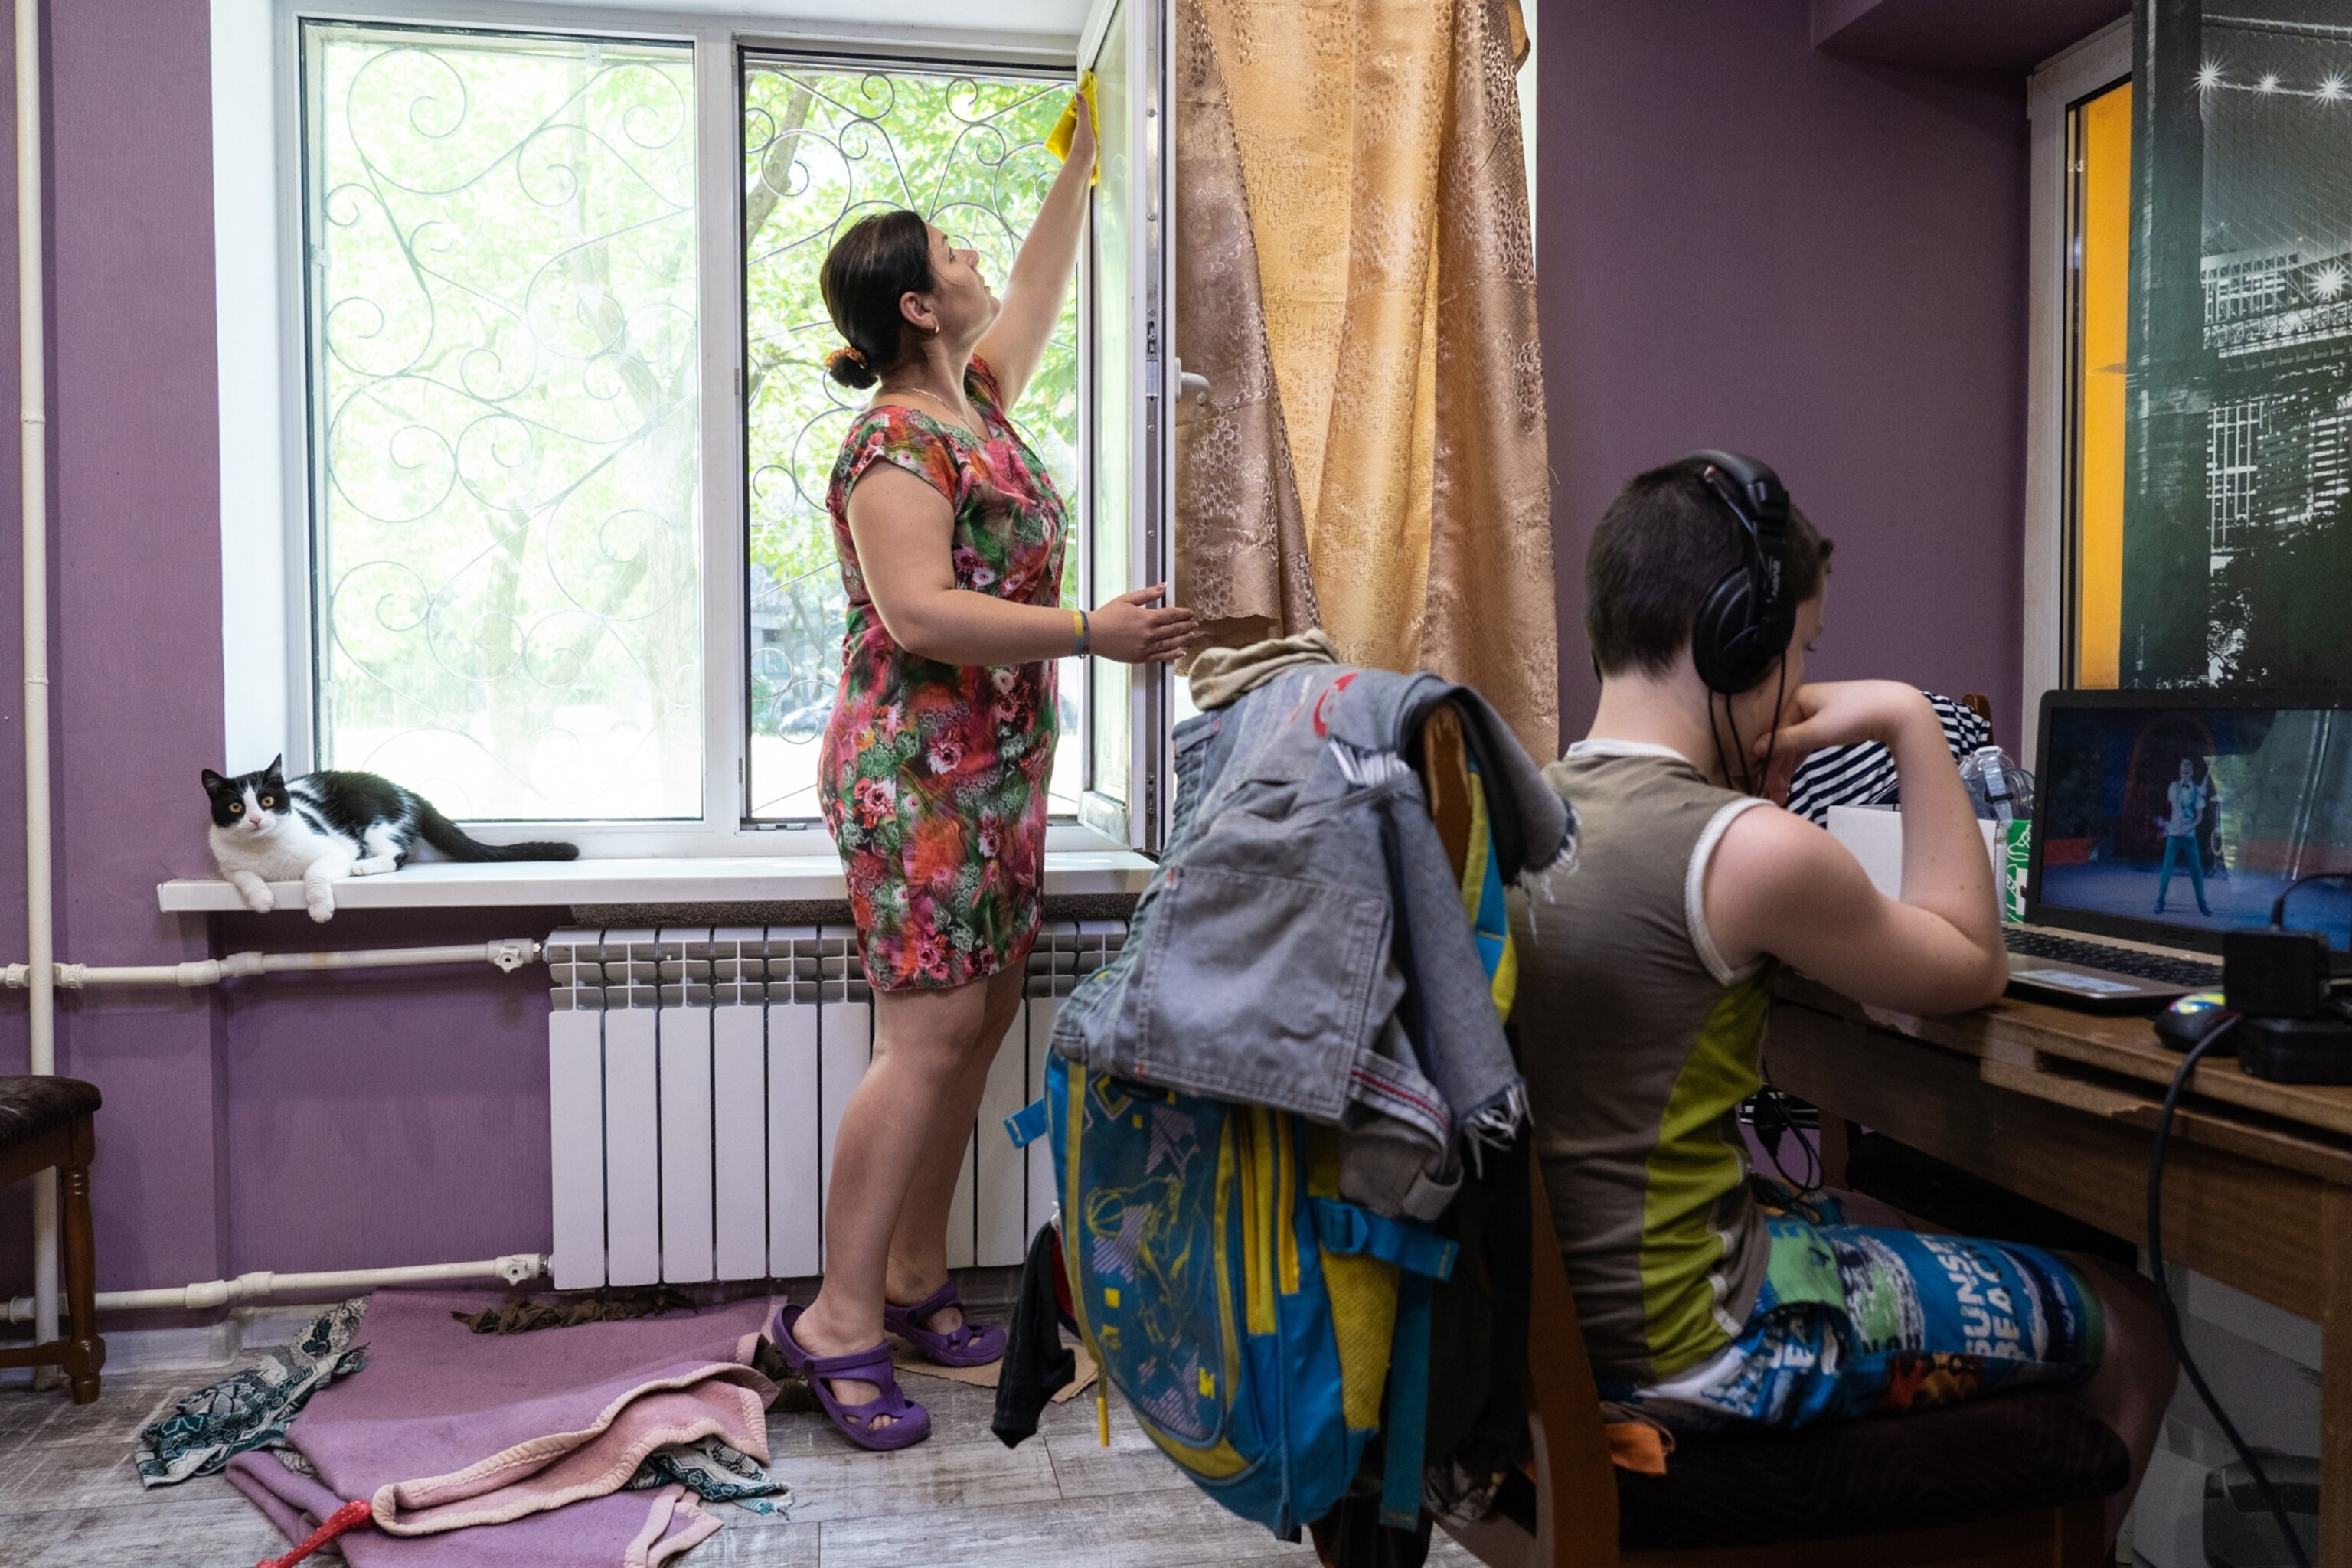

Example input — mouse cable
[2146,1018,2308,1568]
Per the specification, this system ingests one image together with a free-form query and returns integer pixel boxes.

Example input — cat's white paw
[305,890,336,923]
[243,884,275,913]
[349,857,394,877]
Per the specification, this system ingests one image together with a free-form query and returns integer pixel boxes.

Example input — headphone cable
[1751,1070,1821,1196]
[1708,693,1742,797]
[2147,1016,2309,1568]
[1709,661,1788,802]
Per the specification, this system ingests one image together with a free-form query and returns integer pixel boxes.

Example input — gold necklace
[881,381,972,421]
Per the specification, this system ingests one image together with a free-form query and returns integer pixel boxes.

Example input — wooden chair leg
[60,1125,104,1403]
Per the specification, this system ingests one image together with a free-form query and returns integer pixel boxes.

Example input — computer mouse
[2153,991,2238,1054]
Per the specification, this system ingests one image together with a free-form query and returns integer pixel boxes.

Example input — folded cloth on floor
[234,1453,720,1568]
[136,1297,369,1486]
[270,1427,790,1517]
[225,1289,777,1568]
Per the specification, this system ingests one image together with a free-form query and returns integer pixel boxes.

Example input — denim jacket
[1050,662,1576,1217]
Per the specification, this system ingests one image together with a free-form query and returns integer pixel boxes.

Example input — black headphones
[1684,449,1795,695]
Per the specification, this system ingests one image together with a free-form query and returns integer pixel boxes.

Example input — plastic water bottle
[1958,745,2034,920]
[1958,744,2034,822]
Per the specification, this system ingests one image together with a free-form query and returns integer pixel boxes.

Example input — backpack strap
[1309,1197,1458,1280]
[1309,1197,1453,1529]
[1004,1096,1050,1149]
[1380,1269,1436,1529]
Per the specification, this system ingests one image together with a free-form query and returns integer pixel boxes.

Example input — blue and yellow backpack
[1032,1057,1455,1537]
[1006,748,1523,1540]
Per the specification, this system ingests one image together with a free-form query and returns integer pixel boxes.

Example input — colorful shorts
[1602,1210,2105,1432]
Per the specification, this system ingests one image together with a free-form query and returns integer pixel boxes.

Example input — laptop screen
[2034,697,2352,947]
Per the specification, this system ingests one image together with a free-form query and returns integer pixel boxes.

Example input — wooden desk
[1769,980,2352,1565]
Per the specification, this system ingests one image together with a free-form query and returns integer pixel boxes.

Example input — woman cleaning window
[770,90,1197,1451]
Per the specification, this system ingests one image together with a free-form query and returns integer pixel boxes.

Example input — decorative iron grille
[742,60,1080,821]
[303,24,702,821]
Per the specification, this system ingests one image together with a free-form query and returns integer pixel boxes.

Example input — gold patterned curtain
[1173,0,1557,756]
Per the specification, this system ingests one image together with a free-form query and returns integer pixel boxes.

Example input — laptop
[2009,688,2352,1012]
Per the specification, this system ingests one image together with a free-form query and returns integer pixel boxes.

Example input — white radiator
[544,920,1127,1291]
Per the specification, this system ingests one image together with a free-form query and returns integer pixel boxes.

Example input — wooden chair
[1437,1160,2115,1568]
[0,1076,106,1403]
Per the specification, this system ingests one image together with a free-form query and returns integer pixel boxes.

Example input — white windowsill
[155,849,1155,914]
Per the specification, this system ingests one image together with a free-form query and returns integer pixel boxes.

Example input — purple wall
[2,0,2053,1308]
[0,5,563,1308]
[1539,0,2034,750]
[0,2,237,1302]
[46,0,233,1298]
[210,907,567,1277]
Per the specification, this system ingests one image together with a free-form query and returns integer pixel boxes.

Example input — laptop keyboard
[2004,927,2223,988]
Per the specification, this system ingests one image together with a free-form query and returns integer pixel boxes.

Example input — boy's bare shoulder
[1706,802,1876,923]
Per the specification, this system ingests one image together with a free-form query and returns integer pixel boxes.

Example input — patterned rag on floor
[622,1434,789,1517]
[135,1298,370,1487]
[224,1289,781,1567]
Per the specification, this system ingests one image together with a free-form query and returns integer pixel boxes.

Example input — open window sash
[1077,0,1174,851]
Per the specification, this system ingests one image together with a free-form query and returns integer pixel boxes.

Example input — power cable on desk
[2146,1016,2309,1568]
[2269,871,2352,955]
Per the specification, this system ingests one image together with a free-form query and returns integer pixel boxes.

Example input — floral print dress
[819,358,1069,991]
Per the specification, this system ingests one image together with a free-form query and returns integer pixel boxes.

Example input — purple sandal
[884,1281,1006,1367]
[769,1303,933,1452]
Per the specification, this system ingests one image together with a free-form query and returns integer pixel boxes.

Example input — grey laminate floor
[0,1357,1485,1566]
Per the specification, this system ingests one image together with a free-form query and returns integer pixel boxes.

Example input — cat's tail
[416,806,580,863]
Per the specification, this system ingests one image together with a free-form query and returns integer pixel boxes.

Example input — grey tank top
[1508,742,1775,1384]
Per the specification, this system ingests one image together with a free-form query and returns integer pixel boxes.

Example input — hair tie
[826,345,867,372]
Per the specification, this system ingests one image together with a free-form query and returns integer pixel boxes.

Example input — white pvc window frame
[2022,17,2132,770]
[213,0,1128,857]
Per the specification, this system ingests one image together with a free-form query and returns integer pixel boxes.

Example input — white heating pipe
[2,1253,551,1325]
[2,937,541,990]
[17,0,57,1368]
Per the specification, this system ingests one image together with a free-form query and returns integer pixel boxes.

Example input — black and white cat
[201,756,578,921]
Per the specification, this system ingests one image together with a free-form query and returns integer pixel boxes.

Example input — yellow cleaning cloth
[1047,71,1099,185]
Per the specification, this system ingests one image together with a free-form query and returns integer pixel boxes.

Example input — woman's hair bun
[818,209,933,392]
[825,345,878,390]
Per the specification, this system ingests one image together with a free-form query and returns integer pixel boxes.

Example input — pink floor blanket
[227,1289,776,1568]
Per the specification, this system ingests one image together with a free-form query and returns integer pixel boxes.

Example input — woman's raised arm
[975,90,1095,412]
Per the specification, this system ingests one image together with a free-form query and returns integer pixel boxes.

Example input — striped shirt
[1782,694,1993,825]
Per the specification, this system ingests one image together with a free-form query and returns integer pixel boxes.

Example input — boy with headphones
[1512,454,2171,1536]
